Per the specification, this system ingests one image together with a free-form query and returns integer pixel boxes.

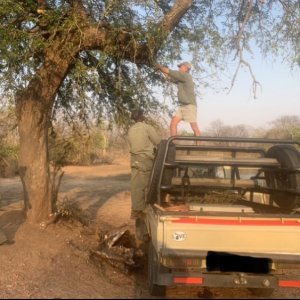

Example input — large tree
[0,0,299,223]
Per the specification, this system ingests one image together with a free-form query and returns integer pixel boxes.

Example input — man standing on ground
[127,109,161,219]
[156,62,201,137]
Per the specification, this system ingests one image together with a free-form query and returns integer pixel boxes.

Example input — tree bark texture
[16,48,75,223]
[17,92,52,223]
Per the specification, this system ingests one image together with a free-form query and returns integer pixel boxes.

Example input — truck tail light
[279,280,300,287]
[174,277,203,285]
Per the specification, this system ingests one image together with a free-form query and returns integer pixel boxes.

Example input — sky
[199,57,300,130]
[163,54,300,133]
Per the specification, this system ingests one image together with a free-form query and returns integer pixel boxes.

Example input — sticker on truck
[172,231,187,241]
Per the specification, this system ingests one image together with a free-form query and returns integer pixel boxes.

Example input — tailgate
[161,213,300,257]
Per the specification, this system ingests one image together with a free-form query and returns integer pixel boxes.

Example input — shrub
[56,197,88,225]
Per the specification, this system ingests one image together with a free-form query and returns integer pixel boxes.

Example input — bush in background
[48,120,129,167]
[0,106,130,177]
[0,106,19,177]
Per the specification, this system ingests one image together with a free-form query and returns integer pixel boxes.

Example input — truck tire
[266,145,300,209]
[147,140,175,204]
[147,242,166,297]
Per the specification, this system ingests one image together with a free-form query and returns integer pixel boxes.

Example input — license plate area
[206,251,272,273]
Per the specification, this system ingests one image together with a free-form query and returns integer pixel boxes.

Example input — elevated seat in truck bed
[171,155,280,168]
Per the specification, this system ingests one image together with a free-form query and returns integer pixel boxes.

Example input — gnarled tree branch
[228,0,261,98]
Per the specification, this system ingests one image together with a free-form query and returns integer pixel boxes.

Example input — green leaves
[0,0,299,123]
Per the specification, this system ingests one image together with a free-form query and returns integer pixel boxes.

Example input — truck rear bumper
[157,251,300,289]
[156,271,300,289]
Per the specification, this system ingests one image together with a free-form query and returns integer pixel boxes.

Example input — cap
[177,61,192,69]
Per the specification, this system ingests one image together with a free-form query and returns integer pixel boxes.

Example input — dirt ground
[0,155,300,299]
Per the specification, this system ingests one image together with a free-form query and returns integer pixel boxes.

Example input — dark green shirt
[128,122,161,158]
[168,70,196,106]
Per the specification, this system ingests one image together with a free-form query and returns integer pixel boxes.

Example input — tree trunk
[16,88,52,223]
[15,51,74,223]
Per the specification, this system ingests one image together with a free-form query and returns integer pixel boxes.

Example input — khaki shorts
[175,104,197,123]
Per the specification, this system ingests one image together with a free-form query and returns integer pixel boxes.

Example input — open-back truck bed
[136,136,300,297]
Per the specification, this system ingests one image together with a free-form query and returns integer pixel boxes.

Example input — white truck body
[139,137,300,296]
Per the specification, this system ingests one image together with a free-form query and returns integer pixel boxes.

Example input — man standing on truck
[127,109,161,219]
[155,62,201,137]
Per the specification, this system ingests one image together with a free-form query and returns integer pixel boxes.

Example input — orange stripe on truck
[172,218,300,226]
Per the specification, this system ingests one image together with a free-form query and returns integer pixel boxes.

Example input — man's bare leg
[190,122,201,145]
[190,122,200,136]
[170,116,181,136]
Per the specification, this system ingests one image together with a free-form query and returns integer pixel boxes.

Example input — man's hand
[155,64,169,75]
[153,63,161,71]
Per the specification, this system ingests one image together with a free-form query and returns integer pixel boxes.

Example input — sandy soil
[0,156,299,299]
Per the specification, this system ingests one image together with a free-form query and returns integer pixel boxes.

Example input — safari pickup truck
[136,136,300,297]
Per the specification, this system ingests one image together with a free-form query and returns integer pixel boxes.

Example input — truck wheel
[248,288,274,297]
[147,242,166,296]
[266,145,300,209]
[147,140,175,204]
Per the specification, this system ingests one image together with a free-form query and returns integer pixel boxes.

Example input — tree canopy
[1,0,299,122]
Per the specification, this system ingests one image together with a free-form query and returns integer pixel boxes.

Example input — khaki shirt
[168,70,196,106]
[128,122,161,158]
